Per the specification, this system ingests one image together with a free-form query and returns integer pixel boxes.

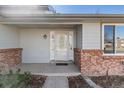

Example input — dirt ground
[90,75,124,88]
[67,75,91,88]
[27,75,47,88]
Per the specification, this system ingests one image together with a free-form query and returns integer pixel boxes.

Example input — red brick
[74,48,124,76]
[0,48,22,67]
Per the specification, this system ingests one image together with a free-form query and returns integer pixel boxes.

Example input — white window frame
[102,23,124,56]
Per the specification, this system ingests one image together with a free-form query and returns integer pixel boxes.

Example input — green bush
[0,69,32,88]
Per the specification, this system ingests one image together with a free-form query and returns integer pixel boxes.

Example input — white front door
[55,31,68,61]
[50,31,74,61]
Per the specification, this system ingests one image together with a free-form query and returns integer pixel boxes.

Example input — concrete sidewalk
[43,76,69,88]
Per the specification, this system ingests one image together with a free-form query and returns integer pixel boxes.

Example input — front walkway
[16,63,81,76]
[43,76,69,88]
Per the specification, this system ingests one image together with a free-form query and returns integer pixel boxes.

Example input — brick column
[0,48,22,67]
[74,48,82,71]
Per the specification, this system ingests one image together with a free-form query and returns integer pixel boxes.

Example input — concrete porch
[15,63,81,76]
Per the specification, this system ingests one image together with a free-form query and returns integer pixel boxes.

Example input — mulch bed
[67,75,91,88]
[26,75,47,88]
[90,75,124,88]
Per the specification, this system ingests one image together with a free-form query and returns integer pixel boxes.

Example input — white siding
[0,24,19,48]
[82,23,101,49]
[76,25,82,49]
[19,29,50,63]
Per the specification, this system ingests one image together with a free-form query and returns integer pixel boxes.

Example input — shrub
[0,69,32,88]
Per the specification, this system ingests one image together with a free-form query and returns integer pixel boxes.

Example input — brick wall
[74,48,81,70]
[74,48,124,76]
[0,48,22,67]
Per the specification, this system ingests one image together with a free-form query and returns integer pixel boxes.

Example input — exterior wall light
[43,34,47,39]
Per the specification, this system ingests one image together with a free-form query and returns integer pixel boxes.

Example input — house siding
[82,23,101,49]
[0,24,19,48]
[19,29,50,63]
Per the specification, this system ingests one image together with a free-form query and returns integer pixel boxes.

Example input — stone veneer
[74,48,124,76]
[0,48,22,67]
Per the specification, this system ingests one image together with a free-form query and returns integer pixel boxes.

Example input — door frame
[50,30,74,62]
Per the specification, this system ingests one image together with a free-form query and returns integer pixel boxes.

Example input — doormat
[56,63,68,66]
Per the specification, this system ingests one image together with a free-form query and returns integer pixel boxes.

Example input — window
[104,24,124,54]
